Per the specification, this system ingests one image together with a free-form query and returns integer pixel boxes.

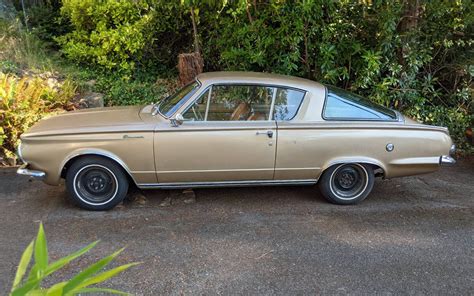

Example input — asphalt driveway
[1,158,473,295]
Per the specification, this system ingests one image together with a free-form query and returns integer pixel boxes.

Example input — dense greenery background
[1,0,473,154]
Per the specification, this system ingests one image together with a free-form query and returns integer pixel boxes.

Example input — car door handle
[256,130,273,138]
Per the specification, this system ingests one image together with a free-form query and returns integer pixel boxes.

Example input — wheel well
[323,162,385,178]
[368,163,385,178]
[61,154,137,186]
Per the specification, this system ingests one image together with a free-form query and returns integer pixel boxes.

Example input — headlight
[449,144,456,156]
[16,142,25,163]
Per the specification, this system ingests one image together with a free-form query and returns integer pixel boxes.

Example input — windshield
[157,81,200,117]
[324,86,397,120]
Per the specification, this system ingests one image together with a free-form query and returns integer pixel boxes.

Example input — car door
[270,87,315,180]
[154,84,277,184]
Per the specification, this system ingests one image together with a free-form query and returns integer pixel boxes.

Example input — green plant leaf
[61,248,125,293]
[26,264,38,282]
[11,278,43,296]
[44,241,99,277]
[11,240,34,292]
[71,287,130,295]
[45,281,67,295]
[74,262,141,290]
[22,289,47,296]
[34,223,48,274]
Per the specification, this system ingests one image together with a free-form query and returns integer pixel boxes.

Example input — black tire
[318,163,374,205]
[66,156,129,210]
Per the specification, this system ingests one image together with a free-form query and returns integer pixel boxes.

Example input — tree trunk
[246,0,253,24]
[190,7,200,53]
[398,0,421,65]
[399,0,421,33]
[178,52,203,86]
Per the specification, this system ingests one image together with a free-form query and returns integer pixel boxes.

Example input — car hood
[22,106,149,138]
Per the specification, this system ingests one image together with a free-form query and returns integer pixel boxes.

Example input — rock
[182,189,196,204]
[77,92,104,109]
[159,196,172,207]
[167,189,197,205]
[128,191,147,205]
[85,80,97,87]
[46,77,60,90]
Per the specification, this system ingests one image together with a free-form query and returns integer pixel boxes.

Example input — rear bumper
[17,163,46,179]
[439,155,456,166]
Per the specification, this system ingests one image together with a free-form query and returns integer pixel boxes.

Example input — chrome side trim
[17,164,46,179]
[325,158,386,172]
[440,155,456,166]
[137,179,318,189]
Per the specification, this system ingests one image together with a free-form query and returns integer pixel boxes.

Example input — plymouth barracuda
[17,72,456,210]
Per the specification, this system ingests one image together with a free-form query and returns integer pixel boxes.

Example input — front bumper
[17,163,46,179]
[439,155,456,166]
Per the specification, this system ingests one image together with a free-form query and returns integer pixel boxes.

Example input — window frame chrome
[179,82,307,122]
[321,86,401,122]
[156,79,202,119]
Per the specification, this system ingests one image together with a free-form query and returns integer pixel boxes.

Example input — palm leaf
[71,287,130,295]
[74,262,141,290]
[44,241,99,277]
[11,240,34,291]
[45,281,67,296]
[10,278,43,296]
[61,248,125,294]
[34,223,48,274]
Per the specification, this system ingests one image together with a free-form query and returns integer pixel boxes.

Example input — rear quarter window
[323,86,397,121]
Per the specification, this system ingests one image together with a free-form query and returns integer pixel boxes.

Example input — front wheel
[66,156,129,210]
[318,163,374,205]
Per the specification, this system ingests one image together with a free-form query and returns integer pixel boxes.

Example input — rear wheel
[319,163,374,205]
[66,156,129,210]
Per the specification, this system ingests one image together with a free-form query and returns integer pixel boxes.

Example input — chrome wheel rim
[329,164,369,200]
[73,165,118,205]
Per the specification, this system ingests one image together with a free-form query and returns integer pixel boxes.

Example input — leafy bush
[95,75,179,106]
[57,0,155,72]
[0,72,76,159]
[200,1,473,148]
[27,3,70,48]
[10,223,138,295]
[4,1,473,150]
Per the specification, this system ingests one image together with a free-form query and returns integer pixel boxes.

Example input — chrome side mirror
[170,113,185,127]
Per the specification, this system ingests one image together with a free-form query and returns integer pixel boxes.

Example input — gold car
[17,72,455,210]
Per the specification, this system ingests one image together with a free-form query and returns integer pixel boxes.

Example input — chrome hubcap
[330,164,368,200]
[75,166,117,204]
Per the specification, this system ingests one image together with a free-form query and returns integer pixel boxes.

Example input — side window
[208,85,273,121]
[323,86,397,120]
[182,89,208,121]
[272,88,305,120]
[184,85,274,121]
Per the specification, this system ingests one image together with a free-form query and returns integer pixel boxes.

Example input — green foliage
[27,3,69,48]
[199,0,473,148]
[10,222,138,295]
[95,75,179,106]
[57,0,155,72]
[2,0,473,149]
[0,19,57,73]
[0,72,76,157]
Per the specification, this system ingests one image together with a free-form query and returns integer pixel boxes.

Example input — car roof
[196,71,325,91]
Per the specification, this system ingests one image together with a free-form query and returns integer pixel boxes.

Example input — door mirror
[170,113,185,127]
